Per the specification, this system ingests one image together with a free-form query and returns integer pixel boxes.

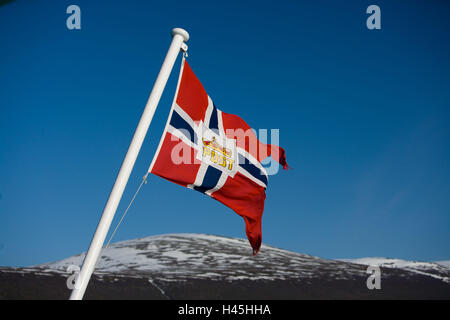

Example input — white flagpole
[69,28,189,300]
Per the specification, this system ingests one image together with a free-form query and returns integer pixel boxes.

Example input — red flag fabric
[149,58,288,255]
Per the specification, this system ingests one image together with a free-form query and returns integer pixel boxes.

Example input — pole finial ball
[171,28,190,42]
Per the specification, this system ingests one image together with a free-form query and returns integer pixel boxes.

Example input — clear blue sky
[1,0,449,267]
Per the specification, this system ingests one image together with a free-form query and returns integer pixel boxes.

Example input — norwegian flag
[148,58,288,255]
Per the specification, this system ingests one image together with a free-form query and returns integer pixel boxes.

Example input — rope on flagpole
[104,172,149,249]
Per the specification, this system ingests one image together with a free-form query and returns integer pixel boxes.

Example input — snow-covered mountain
[37,234,450,284]
[37,233,368,282]
[436,261,450,269]
[338,257,450,283]
[1,233,449,299]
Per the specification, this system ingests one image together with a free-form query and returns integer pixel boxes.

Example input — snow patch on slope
[37,233,366,281]
[435,261,450,269]
[338,257,450,283]
[35,234,450,284]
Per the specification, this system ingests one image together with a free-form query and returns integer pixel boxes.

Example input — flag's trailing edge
[149,57,288,255]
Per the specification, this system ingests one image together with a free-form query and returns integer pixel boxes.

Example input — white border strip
[205,172,229,196]
[167,125,199,151]
[147,57,186,173]
[203,96,214,128]
[187,162,209,190]
[173,103,197,131]
[237,146,269,179]
[237,166,267,188]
